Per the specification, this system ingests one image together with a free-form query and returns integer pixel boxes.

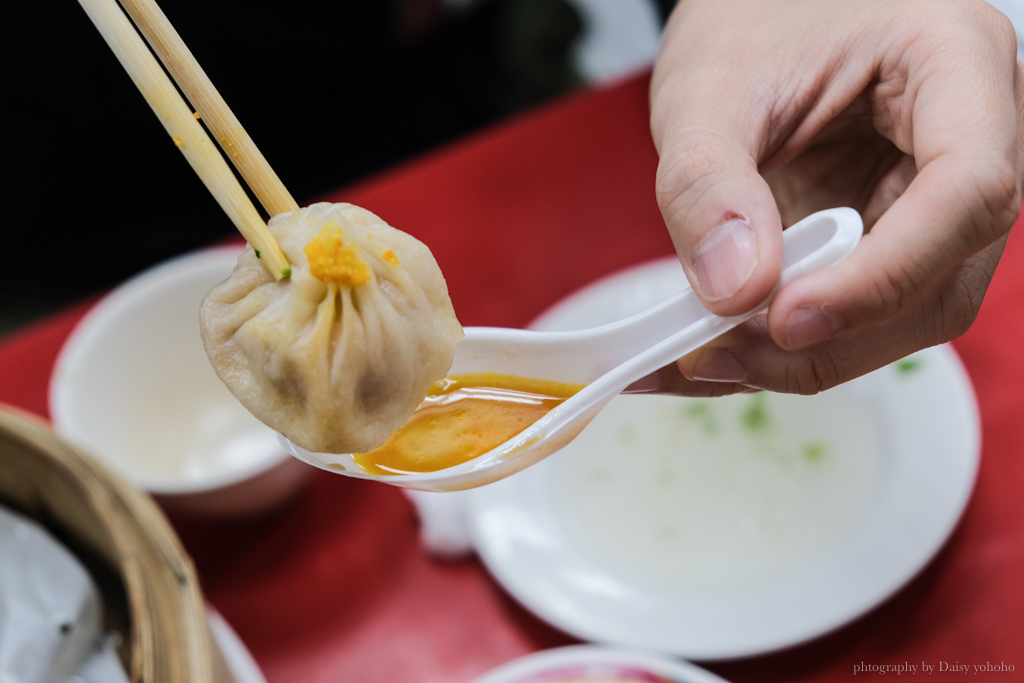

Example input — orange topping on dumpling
[383,249,399,265]
[304,224,371,287]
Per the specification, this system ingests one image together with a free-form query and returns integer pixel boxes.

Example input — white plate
[470,645,729,683]
[468,256,980,661]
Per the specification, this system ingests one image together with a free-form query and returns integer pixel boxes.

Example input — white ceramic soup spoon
[281,207,863,491]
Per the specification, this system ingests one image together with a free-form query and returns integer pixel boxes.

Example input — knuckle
[964,159,1021,238]
[867,256,920,321]
[979,161,1022,235]
[781,350,845,396]
[941,296,982,340]
[903,243,1000,348]
[935,260,994,340]
[939,162,1020,263]
[655,135,728,220]
[971,0,1020,60]
[933,0,1019,61]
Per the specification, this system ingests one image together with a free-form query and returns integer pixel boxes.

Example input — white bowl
[50,246,313,516]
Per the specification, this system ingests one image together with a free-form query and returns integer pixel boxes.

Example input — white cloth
[0,506,128,683]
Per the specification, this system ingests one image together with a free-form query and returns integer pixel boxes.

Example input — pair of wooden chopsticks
[77,0,296,279]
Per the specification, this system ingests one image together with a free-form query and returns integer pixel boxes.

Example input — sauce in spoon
[350,373,583,475]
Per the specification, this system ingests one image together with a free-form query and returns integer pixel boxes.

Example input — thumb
[653,127,784,316]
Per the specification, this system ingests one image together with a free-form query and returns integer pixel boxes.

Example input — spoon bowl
[281,208,863,491]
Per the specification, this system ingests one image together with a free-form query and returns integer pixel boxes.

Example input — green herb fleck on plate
[803,442,827,461]
[894,358,922,375]
[741,393,771,432]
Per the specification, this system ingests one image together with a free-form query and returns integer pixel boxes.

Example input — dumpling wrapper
[200,202,464,454]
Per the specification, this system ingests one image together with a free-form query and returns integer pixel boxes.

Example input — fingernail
[623,373,660,394]
[692,348,747,383]
[785,307,839,348]
[693,218,758,301]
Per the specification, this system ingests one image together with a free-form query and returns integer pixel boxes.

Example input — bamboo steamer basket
[0,404,232,682]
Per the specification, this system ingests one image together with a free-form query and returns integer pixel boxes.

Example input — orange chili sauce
[352,372,583,475]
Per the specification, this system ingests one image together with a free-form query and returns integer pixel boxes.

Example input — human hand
[638,0,1023,397]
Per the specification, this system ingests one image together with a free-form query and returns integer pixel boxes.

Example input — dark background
[5,0,673,333]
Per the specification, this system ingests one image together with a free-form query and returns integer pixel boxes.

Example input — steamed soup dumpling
[200,202,464,454]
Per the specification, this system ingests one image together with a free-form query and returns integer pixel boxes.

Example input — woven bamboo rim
[0,405,217,682]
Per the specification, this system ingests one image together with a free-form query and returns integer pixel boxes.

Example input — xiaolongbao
[199,202,463,454]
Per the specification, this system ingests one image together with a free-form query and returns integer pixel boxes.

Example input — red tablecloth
[1,73,1022,682]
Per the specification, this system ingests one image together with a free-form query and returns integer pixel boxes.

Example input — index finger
[768,18,1023,350]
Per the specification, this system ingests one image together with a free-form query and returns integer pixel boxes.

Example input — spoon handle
[457,208,863,385]
[576,207,864,394]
